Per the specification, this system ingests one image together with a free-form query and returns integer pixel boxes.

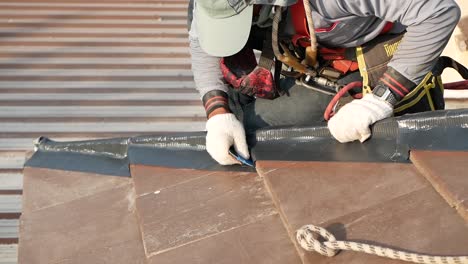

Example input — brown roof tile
[256,160,468,263]
[18,182,146,264]
[148,215,301,264]
[22,167,130,214]
[131,165,282,257]
[19,153,468,263]
[302,186,468,263]
[131,164,216,196]
[257,161,428,225]
[410,150,468,222]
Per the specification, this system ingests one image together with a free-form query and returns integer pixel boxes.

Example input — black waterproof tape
[26,132,255,175]
[25,151,131,177]
[34,136,130,159]
[251,137,407,163]
[252,109,468,162]
[130,132,206,149]
[26,109,468,175]
[397,109,468,151]
[129,132,254,172]
[128,145,255,172]
[251,121,408,163]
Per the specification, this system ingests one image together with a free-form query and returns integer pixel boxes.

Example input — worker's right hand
[206,113,250,165]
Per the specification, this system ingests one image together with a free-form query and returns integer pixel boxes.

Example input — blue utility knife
[228,147,255,167]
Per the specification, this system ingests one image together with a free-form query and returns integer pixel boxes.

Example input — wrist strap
[378,67,415,101]
[202,90,231,118]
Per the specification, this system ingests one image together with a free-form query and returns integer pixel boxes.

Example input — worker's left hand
[328,94,393,143]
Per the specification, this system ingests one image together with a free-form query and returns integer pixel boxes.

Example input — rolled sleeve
[189,3,229,98]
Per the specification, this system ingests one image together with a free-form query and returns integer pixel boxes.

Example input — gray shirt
[189,0,461,97]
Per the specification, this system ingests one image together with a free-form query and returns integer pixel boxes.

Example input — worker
[188,0,461,165]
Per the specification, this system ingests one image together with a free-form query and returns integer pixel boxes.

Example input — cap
[195,0,252,57]
[195,0,297,57]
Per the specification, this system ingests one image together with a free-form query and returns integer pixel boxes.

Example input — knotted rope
[297,225,468,264]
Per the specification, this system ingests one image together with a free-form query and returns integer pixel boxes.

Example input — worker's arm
[189,4,249,165]
[333,0,460,97]
[189,11,229,99]
[327,0,460,143]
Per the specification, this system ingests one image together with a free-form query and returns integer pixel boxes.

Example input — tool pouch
[355,33,404,90]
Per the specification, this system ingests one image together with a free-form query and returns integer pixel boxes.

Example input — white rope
[296,225,468,264]
[302,0,317,53]
[271,6,284,61]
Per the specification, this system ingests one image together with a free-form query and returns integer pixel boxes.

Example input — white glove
[328,94,393,143]
[206,113,250,165]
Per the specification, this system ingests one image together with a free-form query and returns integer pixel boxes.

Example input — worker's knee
[242,78,333,129]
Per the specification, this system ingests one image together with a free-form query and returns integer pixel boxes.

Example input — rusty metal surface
[0,0,199,260]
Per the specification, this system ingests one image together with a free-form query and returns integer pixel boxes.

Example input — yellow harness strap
[356,46,372,95]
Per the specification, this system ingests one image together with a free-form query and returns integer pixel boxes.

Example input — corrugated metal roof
[0,0,200,260]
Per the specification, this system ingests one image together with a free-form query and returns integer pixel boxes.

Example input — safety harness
[219,0,468,119]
